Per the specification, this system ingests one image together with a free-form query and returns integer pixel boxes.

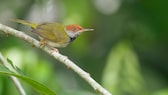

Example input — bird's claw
[39,39,46,48]
[52,48,59,52]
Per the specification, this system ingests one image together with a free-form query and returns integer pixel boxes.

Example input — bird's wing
[32,23,69,43]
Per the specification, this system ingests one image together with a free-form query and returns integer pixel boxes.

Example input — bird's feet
[51,47,59,53]
[39,39,46,48]
[39,39,59,53]
[49,47,59,55]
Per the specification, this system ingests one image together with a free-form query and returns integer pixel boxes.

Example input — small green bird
[13,19,93,48]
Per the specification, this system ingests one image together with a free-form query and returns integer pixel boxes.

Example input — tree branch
[0,24,112,95]
[0,52,26,95]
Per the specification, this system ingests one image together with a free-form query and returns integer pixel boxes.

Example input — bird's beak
[78,29,94,33]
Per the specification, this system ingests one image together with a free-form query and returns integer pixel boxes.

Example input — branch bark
[0,24,112,95]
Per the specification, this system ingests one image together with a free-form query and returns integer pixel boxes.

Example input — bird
[12,19,94,48]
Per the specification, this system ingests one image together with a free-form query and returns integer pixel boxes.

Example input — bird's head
[65,24,93,38]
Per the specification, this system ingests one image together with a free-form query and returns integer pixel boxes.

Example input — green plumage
[12,19,70,47]
[33,23,69,44]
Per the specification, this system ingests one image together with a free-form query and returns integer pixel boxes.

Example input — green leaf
[7,58,25,75]
[102,41,148,95]
[0,65,56,95]
[15,66,26,75]
[7,58,15,69]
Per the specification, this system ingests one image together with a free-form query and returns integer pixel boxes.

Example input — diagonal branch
[0,24,112,95]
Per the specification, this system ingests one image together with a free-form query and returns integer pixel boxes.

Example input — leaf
[7,58,15,69]
[0,65,56,95]
[15,66,26,75]
[7,58,25,75]
[102,41,148,95]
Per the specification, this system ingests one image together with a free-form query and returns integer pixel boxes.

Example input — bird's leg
[51,47,59,53]
[46,45,59,54]
[43,43,59,53]
[46,45,59,53]
[39,38,59,53]
[39,38,46,48]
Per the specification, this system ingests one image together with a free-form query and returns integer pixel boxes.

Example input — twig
[0,23,112,95]
[0,52,26,95]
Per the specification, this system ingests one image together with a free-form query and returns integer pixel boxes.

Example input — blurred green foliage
[0,0,168,95]
[0,64,56,95]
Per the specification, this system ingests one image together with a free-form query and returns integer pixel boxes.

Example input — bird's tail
[11,19,38,29]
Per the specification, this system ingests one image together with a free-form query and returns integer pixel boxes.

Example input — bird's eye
[66,24,83,32]
[73,28,78,31]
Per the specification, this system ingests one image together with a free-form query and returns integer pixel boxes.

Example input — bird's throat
[69,37,76,42]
